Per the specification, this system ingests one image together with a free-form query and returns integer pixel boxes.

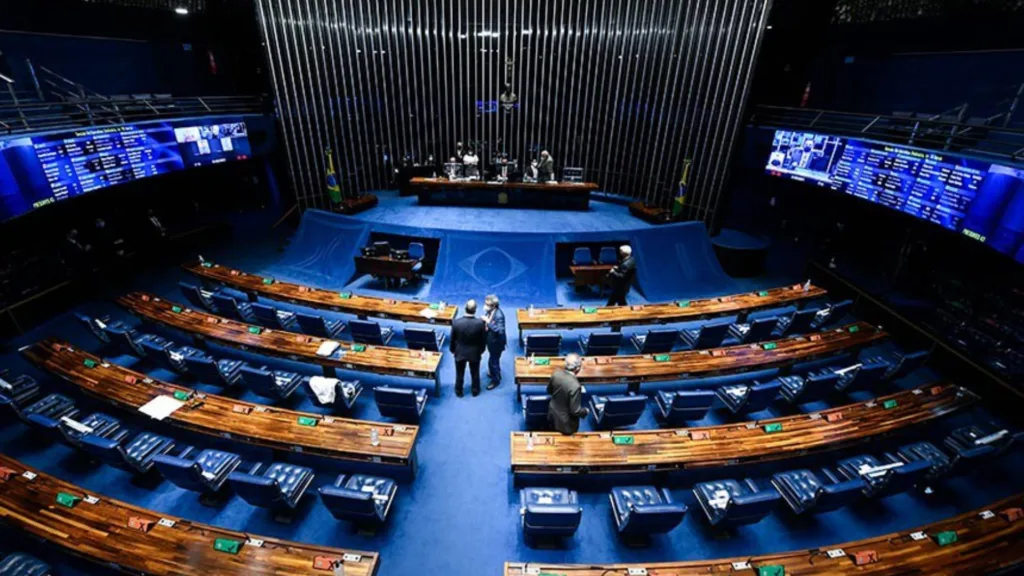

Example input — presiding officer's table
[409,176,599,210]
[0,454,381,575]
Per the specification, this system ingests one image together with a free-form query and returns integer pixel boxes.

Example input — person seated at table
[463,149,481,179]
[606,245,636,307]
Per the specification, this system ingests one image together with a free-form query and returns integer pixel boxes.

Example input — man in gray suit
[547,353,589,435]
[536,150,555,182]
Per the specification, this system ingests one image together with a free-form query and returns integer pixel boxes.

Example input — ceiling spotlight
[174,7,189,15]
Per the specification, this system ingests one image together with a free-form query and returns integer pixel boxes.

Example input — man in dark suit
[547,353,588,435]
[450,299,487,397]
[483,294,506,390]
[606,245,636,307]
[536,150,555,182]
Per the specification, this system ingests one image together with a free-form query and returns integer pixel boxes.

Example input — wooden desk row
[505,493,1024,575]
[0,454,380,576]
[117,291,444,395]
[511,383,975,475]
[515,322,887,395]
[517,282,829,331]
[183,260,456,325]
[22,340,418,471]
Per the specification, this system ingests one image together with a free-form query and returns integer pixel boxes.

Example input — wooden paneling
[22,340,417,469]
[517,283,828,330]
[511,383,974,474]
[183,261,456,325]
[0,453,380,575]
[504,493,1024,575]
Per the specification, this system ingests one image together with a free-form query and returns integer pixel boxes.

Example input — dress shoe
[486,381,500,390]
[455,389,464,398]
[471,388,480,397]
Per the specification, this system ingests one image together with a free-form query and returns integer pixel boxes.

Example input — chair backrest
[744,381,782,411]
[0,374,40,406]
[350,320,384,344]
[572,247,593,265]
[837,359,890,392]
[319,486,378,520]
[296,312,329,337]
[229,473,283,507]
[78,434,128,468]
[139,338,172,363]
[745,316,779,341]
[178,281,210,309]
[526,333,562,356]
[693,320,732,348]
[523,504,582,530]
[877,459,932,496]
[211,293,243,319]
[250,302,281,326]
[898,441,953,478]
[405,328,440,351]
[813,478,865,512]
[584,332,621,355]
[75,313,109,343]
[726,490,781,525]
[781,308,818,335]
[621,503,687,534]
[152,455,205,491]
[598,246,618,265]
[603,394,646,416]
[889,350,929,379]
[524,395,550,418]
[670,390,716,419]
[375,387,418,408]
[373,241,390,257]
[823,299,853,325]
[0,553,51,576]
[408,242,425,260]
[640,329,678,353]
[182,355,221,382]
[799,371,841,401]
[239,365,277,396]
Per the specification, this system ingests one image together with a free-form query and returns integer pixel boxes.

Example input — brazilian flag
[673,159,692,217]
[325,147,342,204]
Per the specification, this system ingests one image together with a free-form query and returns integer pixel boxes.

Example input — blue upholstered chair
[349,319,394,346]
[883,350,930,380]
[54,412,126,450]
[79,430,176,474]
[679,319,732,350]
[0,373,41,407]
[716,380,781,414]
[0,553,51,576]
[228,462,315,511]
[728,316,779,344]
[598,246,618,265]
[239,365,304,400]
[654,390,716,426]
[74,312,128,345]
[7,393,78,428]
[408,242,426,279]
[693,478,780,528]
[589,393,645,429]
[308,378,363,411]
[630,329,677,354]
[319,474,397,526]
[210,293,255,322]
[375,386,427,422]
[944,424,1021,463]
[141,340,205,373]
[815,299,853,327]
[897,441,954,480]
[777,370,840,404]
[178,281,216,310]
[295,312,346,338]
[771,468,865,514]
[405,327,445,352]
[571,247,593,265]
[152,448,241,495]
[525,333,562,357]
[836,454,932,498]
[578,332,622,356]
[833,359,891,393]
[251,302,298,331]
[105,325,173,358]
[182,355,245,386]
[609,486,687,535]
[523,395,551,429]
[520,487,582,539]
[774,308,819,337]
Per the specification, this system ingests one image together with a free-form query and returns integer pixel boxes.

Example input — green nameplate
[352,344,367,352]
[248,326,262,335]
[612,436,635,445]
[213,538,241,554]
[173,390,191,402]
[582,307,598,314]
[171,305,183,313]
[654,354,671,362]
[534,357,550,366]
[339,292,352,299]
[429,303,440,310]
[934,530,958,546]
[764,423,783,433]
[201,261,213,268]
[763,342,778,350]
[56,492,81,508]
[677,300,691,308]
[262,277,275,285]
[758,291,769,297]
[883,399,898,409]
[297,416,318,427]
[848,325,860,333]
[83,359,98,368]
[758,566,785,576]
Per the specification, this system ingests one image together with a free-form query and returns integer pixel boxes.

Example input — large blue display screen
[766,130,1024,264]
[0,117,251,222]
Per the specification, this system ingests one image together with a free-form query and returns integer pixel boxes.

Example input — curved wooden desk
[22,340,417,471]
[511,383,975,475]
[0,454,380,575]
[515,322,887,396]
[117,291,444,395]
[517,282,828,331]
[504,493,1024,575]
[184,260,457,325]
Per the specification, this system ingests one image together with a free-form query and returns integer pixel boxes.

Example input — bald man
[450,299,487,397]
[606,245,636,306]
[547,353,589,435]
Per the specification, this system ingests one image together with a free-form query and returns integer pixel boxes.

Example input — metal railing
[751,105,1024,163]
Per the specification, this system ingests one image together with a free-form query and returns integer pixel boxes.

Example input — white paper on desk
[138,395,185,420]
[419,308,439,320]
[309,376,339,404]
[317,340,341,357]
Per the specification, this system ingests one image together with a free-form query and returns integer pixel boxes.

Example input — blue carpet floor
[1,202,1022,575]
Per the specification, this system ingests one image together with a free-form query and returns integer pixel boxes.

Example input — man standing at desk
[450,299,487,397]
[547,353,588,435]
[536,150,554,182]
[606,245,636,307]
[483,294,506,390]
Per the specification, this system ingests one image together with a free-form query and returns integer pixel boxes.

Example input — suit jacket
[547,368,587,435]
[536,156,555,181]
[485,307,507,349]
[607,255,636,291]
[450,315,487,362]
